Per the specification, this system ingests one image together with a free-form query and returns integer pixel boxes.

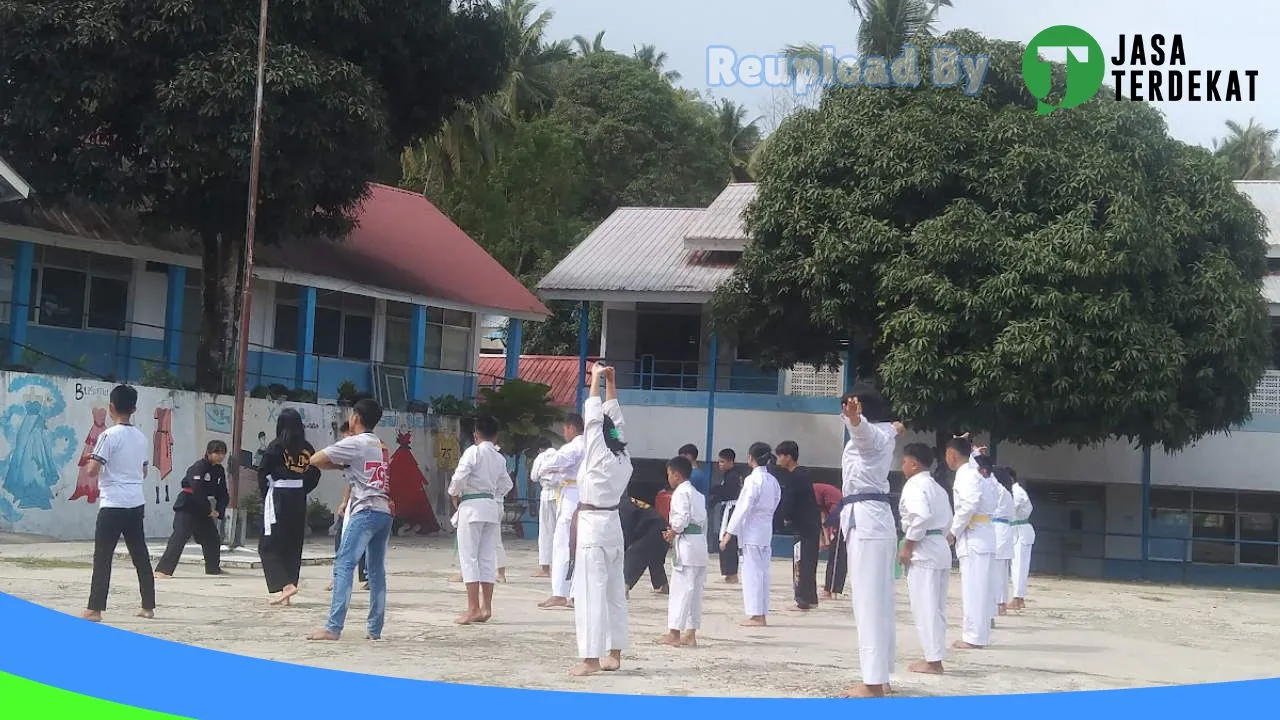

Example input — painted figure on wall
[70,407,108,503]
[387,431,441,535]
[0,375,78,515]
[153,407,174,480]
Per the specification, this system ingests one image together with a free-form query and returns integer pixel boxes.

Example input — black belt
[825,493,893,528]
[566,503,621,581]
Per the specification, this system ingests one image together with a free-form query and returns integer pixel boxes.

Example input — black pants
[88,506,156,612]
[624,533,669,590]
[155,511,222,575]
[824,527,848,594]
[258,490,307,593]
[793,533,820,608]
[333,517,367,583]
[719,505,740,577]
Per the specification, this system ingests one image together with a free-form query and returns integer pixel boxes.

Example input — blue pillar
[1140,444,1152,566]
[407,305,428,400]
[704,330,718,487]
[163,265,186,374]
[505,319,523,380]
[8,241,33,366]
[295,287,317,391]
[514,451,537,538]
[575,301,589,410]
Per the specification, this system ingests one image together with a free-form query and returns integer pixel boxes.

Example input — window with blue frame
[272,284,373,361]
[3,245,133,332]
[426,308,473,372]
[1149,488,1280,567]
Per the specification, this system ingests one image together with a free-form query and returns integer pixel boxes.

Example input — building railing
[0,300,496,406]
[599,356,843,397]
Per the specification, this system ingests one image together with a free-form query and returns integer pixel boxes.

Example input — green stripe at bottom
[0,671,191,719]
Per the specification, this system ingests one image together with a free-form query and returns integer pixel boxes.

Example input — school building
[0,183,548,405]
[529,180,1280,589]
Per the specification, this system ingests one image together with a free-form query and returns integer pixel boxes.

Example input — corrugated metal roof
[474,355,596,407]
[1234,181,1280,257]
[683,182,757,251]
[1263,275,1280,305]
[537,208,736,301]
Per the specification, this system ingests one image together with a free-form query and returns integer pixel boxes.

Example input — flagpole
[227,0,270,549]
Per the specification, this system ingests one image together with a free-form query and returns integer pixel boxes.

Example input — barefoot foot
[909,659,944,675]
[80,609,102,622]
[570,662,601,677]
[654,634,681,647]
[601,654,621,672]
[154,572,171,580]
[739,617,767,627]
[307,629,340,641]
[952,640,984,650]
[455,611,485,625]
[270,585,299,606]
[538,596,569,609]
[137,609,154,619]
[839,684,887,699]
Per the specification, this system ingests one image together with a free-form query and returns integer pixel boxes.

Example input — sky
[541,0,1276,149]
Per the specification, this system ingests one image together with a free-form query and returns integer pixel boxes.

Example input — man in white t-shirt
[307,398,394,641]
[81,385,155,623]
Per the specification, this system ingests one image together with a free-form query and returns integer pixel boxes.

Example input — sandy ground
[2,533,1279,698]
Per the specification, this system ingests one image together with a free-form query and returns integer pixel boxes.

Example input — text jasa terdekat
[1111,34,1258,102]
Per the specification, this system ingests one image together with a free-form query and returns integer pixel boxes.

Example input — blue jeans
[326,509,393,639]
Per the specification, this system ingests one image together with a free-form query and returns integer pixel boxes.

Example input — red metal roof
[260,183,549,320]
[475,355,597,408]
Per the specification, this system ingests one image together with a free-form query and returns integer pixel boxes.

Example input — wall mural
[0,375,79,522]
[0,372,463,541]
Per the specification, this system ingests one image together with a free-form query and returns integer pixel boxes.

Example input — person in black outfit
[620,491,669,595]
[155,440,230,577]
[258,408,321,606]
[774,440,820,610]
[710,448,743,583]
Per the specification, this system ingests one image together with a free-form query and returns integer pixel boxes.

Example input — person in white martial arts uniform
[991,465,1016,619]
[1009,468,1035,610]
[537,414,585,609]
[946,436,998,650]
[897,442,953,675]
[530,438,559,578]
[569,364,633,677]
[836,388,904,698]
[657,455,708,648]
[447,415,513,625]
[720,442,781,628]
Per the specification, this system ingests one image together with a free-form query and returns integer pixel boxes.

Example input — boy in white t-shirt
[81,385,155,623]
[307,399,394,641]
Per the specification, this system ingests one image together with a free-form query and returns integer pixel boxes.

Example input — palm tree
[573,30,608,56]
[782,0,954,82]
[498,0,574,119]
[713,99,763,181]
[1213,118,1280,180]
[633,44,682,84]
[405,0,572,186]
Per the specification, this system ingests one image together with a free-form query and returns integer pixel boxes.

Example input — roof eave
[537,288,716,304]
[684,236,748,252]
[0,157,31,204]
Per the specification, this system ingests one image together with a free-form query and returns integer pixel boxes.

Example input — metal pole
[227,0,270,549]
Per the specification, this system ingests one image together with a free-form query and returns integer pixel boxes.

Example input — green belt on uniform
[925,529,944,536]
[683,523,704,535]
[1011,520,1029,526]
[461,493,493,502]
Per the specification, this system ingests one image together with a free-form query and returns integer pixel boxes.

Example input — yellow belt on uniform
[968,514,991,529]
[555,480,577,505]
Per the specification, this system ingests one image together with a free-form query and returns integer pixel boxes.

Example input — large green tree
[0,1,507,391]
[714,30,1270,452]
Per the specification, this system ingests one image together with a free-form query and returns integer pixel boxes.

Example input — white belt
[262,476,304,536]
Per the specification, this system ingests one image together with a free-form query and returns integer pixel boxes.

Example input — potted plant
[239,490,264,539]
[307,498,335,536]
[336,380,360,406]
